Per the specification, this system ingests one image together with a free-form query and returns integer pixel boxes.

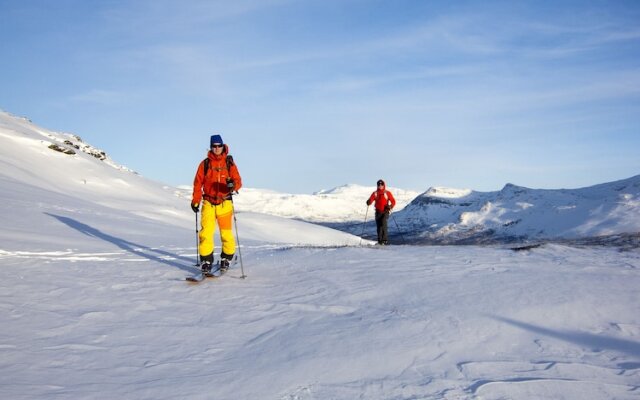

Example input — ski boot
[220,252,234,274]
[201,261,213,274]
[200,254,214,274]
[219,258,230,274]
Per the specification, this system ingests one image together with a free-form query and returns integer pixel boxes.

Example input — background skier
[191,134,242,273]
[366,179,396,245]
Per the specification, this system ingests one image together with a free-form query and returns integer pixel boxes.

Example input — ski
[185,265,226,283]
[186,270,210,282]
[185,257,235,283]
[185,273,206,283]
[185,272,219,283]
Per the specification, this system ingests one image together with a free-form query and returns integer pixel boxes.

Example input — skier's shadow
[46,213,195,274]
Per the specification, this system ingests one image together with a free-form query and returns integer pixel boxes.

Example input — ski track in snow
[1,244,639,399]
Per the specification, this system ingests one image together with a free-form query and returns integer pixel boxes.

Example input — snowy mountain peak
[314,183,368,196]
[425,186,474,199]
[500,182,528,193]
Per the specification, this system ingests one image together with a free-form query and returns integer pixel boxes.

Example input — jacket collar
[208,144,229,160]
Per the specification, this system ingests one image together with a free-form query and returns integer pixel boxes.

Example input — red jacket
[192,145,242,205]
[368,186,396,213]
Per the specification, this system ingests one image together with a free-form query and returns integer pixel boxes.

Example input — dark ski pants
[375,211,389,244]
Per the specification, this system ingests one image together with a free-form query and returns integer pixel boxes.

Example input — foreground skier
[191,134,242,273]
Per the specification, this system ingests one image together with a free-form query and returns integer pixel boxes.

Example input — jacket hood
[208,144,229,159]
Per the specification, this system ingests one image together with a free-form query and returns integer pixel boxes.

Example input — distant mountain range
[393,178,640,245]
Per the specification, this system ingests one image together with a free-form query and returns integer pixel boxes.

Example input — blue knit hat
[210,134,224,147]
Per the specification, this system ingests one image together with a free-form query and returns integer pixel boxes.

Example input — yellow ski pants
[199,200,235,258]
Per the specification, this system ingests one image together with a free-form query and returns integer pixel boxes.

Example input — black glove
[191,203,199,213]
[226,179,235,190]
[366,200,371,206]
[384,205,391,213]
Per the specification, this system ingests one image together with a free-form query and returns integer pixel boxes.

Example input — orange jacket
[192,144,242,205]
[367,185,396,213]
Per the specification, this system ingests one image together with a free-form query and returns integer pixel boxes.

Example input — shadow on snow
[492,315,640,358]
[45,213,195,273]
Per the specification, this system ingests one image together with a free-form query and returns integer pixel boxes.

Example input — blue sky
[2,0,639,193]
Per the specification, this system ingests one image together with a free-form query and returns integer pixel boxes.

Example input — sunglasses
[211,144,223,148]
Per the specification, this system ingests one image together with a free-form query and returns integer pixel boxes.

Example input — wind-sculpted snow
[1,243,639,399]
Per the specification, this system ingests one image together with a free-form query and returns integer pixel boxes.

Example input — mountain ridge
[393,174,640,244]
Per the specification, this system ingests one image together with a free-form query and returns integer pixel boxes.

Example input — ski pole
[228,193,246,279]
[390,212,406,244]
[195,211,200,266]
[359,205,369,246]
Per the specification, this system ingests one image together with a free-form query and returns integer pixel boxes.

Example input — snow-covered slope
[0,110,364,248]
[394,178,640,243]
[1,110,639,399]
[0,111,189,227]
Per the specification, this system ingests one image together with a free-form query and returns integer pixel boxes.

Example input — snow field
[1,241,638,399]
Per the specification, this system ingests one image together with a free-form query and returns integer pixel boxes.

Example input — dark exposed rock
[63,140,80,149]
[48,144,76,155]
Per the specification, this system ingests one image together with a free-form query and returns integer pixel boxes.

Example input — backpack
[203,155,234,176]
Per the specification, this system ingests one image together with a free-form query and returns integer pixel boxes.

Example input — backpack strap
[203,155,234,177]
[203,158,210,176]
